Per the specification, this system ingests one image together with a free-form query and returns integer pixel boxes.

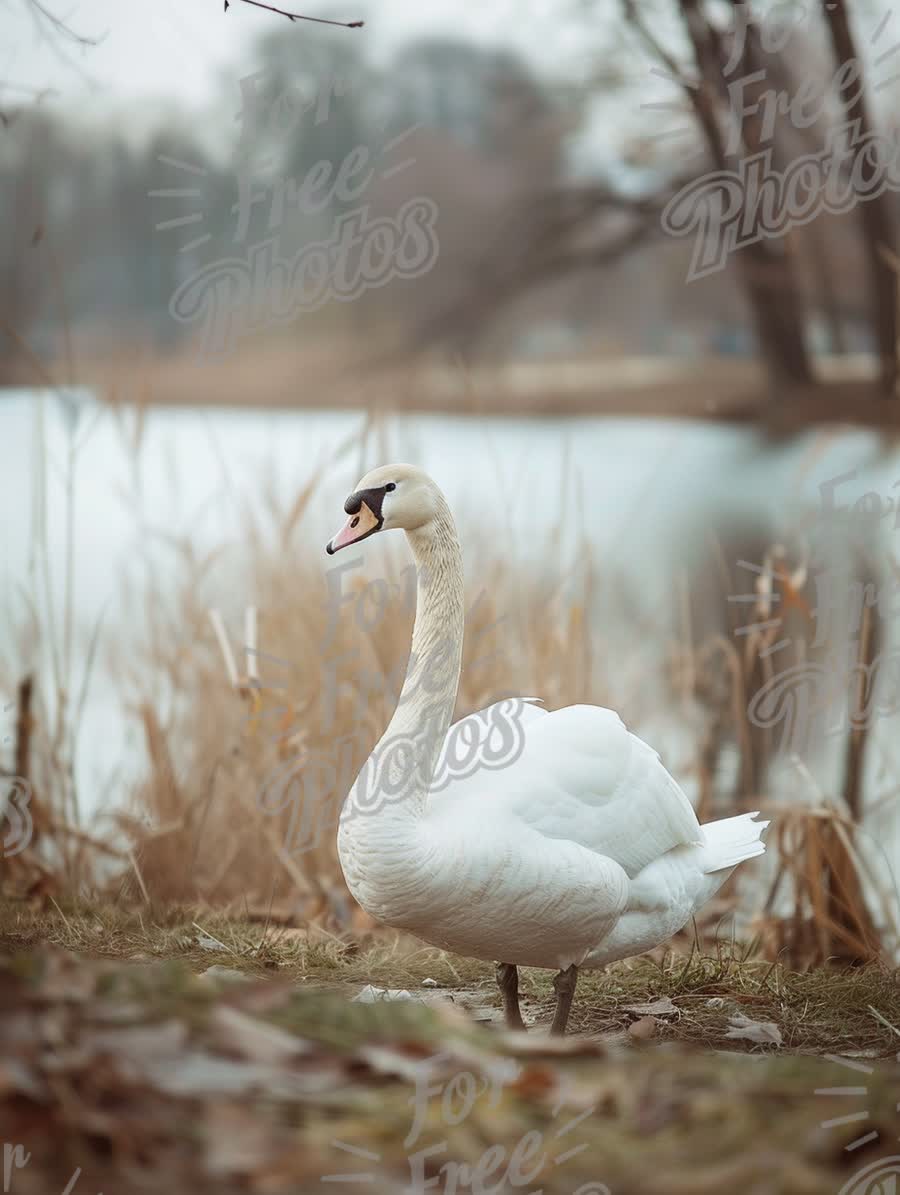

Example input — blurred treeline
[2,3,899,389]
[0,21,777,378]
[0,31,587,373]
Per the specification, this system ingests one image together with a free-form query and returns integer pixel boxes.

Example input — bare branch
[12,0,104,92]
[24,0,101,47]
[226,0,364,27]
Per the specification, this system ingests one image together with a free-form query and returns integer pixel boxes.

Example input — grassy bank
[0,917,897,1195]
[2,903,898,1054]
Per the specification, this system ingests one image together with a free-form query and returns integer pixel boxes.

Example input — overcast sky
[6,0,898,171]
[4,0,584,111]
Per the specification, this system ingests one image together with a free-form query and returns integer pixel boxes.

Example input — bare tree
[410,1,900,410]
[624,0,814,389]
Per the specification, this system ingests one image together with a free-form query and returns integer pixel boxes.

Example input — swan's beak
[326,501,381,554]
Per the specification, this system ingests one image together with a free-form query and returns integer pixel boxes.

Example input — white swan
[326,464,769,1033]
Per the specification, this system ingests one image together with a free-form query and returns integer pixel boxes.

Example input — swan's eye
[385,482,396,492]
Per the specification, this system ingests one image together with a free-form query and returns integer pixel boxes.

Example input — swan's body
[327,465,768,1030]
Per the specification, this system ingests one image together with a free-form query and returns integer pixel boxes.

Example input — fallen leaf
[624,997,678,1017]
[90,1001,146,1023]
[0,1059,46,1099]
[628,1016,658,1040]
[205,1104,278,1178]
[200,965,250,985]
[509,1064,557,1098]
[210,1005,312,1064]
[31,951,97,1002]
[502,1030,608,1056]
[352,984,420,1003]
[225,979,294,1016]
[143,1052,278,1097]
[724,1014,782,1046]
[469,1005,503,1022]
[195,934,226,952]
[357,1044,446,1082]
[85,1020,188,1064]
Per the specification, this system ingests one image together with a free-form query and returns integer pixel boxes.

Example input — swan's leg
[550,964,579,1035]
[495,962,526,1031]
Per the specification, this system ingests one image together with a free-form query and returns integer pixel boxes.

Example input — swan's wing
[583,812,769,967]
[429,703,702,878]
[427,697,547,797]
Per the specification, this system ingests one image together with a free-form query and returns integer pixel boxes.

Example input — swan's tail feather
[700,811,769,873]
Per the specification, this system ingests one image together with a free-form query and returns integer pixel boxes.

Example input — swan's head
[326,464,438,554]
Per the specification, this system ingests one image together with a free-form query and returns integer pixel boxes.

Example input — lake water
[1,388,898,921]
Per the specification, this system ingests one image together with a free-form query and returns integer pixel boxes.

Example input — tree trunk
[677,0,813,392]
[822,0,898,396]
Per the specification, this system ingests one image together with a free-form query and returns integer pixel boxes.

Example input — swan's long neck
[344,497,464,836]
[381,508,465,797]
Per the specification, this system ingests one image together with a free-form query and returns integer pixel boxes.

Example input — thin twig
[25,0,100,46]
[47,820,127,858]
[14,675,33,785]
[228,0,364,27]
[868,1005,900,1039]
[22,0,104,83]
[209,609,240,689]
[192,920,230,951]
[48,895,71,931]
[245,606,259,687]
[127,849,151,905]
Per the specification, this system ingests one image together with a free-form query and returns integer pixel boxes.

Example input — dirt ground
[0,904,898,1194]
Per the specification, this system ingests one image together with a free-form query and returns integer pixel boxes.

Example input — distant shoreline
[6,348,897,429]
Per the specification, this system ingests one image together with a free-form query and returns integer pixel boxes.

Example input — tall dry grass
[105,434,606,920]
[0,391,112,896]
[678,530,900,966]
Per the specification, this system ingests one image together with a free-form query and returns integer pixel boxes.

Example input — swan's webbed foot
[550,964,579,1035]
[495,962,526,1031]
